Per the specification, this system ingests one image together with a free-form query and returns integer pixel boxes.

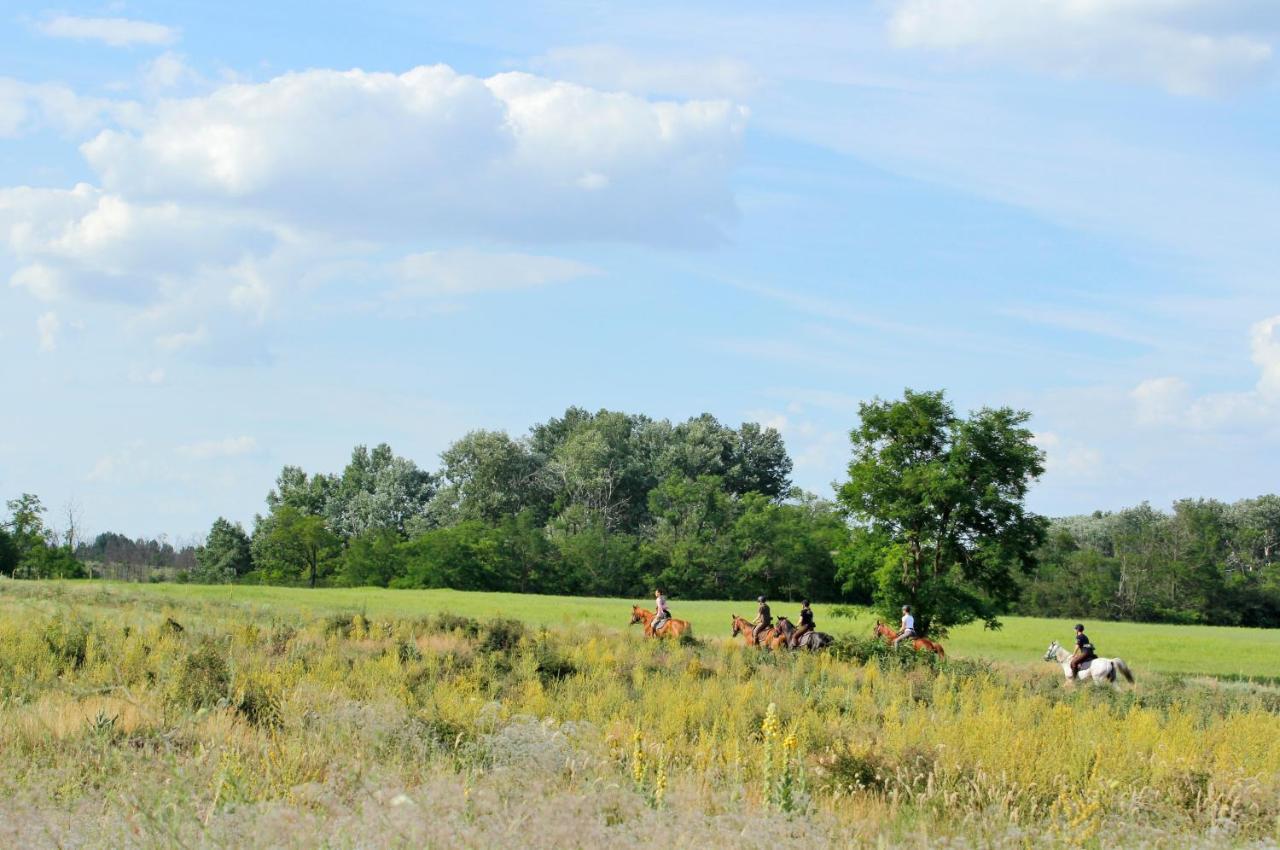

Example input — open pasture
[39,580,1280,680]
[2,580,1280,848]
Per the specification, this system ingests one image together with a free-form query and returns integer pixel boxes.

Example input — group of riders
[650,593,1111,681]
[648,590,914,649]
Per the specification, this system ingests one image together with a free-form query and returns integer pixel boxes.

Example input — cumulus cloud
[393,250,599,296]
[36,311,59,351]
[1,184,280,304]
[81,65,747,247]
[0,78,139,138]
[888,0,1275,95]
[1033,431,1104,478]
[1131,314,1280,429]
[37,15,178,48]
[1,64,747,351]
[176,436,257,459]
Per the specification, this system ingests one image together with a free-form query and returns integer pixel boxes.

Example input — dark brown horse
[630,606,692,638]
[775,616,834,650]
[730,614,787,648]
[873,620,945,657]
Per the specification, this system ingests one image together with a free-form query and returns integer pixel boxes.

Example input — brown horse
[630,606,692,638]
[730,614,787,649]
[873,620,945,657]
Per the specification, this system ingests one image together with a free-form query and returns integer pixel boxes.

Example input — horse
[872,620,946,657]
[1044,640,1133,685]
[774,616,834,650]
[629,606,692,638]
[730,614,785,648]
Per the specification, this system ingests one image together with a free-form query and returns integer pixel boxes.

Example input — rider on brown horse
[892,605,915,649]
[651,589,671,634]
[753,596,773,644]
[789,599,815,648]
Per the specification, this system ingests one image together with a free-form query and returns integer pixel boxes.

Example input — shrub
[169,641,230,710]
[42,614,89,671]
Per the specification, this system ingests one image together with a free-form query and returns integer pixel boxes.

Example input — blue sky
[2,1,1279,541]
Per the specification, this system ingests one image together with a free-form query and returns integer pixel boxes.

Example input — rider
[1069,623,1096,677]
[790,599,815,647]
[752,596,773,644]
[892,604,915,648]
[651,589,670,635]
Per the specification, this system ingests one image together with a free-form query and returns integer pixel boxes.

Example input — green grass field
[22,580,1280,680]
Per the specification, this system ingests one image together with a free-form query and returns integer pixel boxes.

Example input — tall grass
[1,581,1277,848]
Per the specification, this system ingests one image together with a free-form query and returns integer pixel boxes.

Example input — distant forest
[4,405,1279,627]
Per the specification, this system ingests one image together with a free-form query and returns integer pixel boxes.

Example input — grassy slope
[27,580,1280,680]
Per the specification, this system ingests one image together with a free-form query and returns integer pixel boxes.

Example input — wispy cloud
[37,15,179,48]
[176,436,258,460]
[887,0,1276,95]
[393,250,599,297]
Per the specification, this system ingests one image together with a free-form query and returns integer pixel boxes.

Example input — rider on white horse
[1069,624,1096,677]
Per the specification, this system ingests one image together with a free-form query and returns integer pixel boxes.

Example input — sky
[2,0,1279,542]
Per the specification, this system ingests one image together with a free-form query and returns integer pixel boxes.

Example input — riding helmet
[1075,623,1085,631]
[757,596,766,603]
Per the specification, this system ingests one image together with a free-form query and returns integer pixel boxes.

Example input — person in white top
[892,604,916,648]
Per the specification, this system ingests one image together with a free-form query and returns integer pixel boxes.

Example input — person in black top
[790,599,815,648]
[1069,623,1096,677]
[752,596,773,644]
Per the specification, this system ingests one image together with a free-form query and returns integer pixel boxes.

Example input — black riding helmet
[801,599,810,606]
[757,596,766,603]
[1075,623,1085,631]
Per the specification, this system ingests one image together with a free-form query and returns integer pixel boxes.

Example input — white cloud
[1130,314,1280,429]
[394,250,599,296]
[36,311,59,352]
[0,78,139,138]
[81,65,747,247]
[142,52,200,91]
[1033,431,1104,478]
[176,436,257,459]
[0,184,280,304]
[888,0,1275,95]
[1131,376,1191,425]
[37,15,178,48]
[529,45,763,99]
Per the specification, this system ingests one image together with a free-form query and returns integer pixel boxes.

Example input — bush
[42,615,89,671]
[170,641,230,710]
[479,618,527,653]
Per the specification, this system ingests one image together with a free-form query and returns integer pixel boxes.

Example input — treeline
[1017,497,1280,627]
[199,409,850,600]
[8,398,1280,629]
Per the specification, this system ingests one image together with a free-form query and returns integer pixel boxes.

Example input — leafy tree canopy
[836,389,1047,633]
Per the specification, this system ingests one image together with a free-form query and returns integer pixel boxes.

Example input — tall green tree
[195,517,252,582]
[326,443,436,538]
[252,506,340,587]
[836,389,1047,633]
[5,494,48,579]
[0,527,16,577]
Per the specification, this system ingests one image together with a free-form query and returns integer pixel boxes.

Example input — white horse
[1044,640,1134,685]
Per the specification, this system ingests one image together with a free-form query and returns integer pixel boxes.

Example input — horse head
[1043,640,1061,661]
[629,606,647,626]
[731,615,742,636]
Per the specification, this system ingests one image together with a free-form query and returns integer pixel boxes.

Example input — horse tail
[1113,658,1134,683]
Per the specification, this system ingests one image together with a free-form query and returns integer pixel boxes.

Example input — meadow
[58,580,1280,680]
[2,579,1279,848]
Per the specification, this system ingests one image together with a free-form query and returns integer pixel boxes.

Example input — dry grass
[0,581,1278,848]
